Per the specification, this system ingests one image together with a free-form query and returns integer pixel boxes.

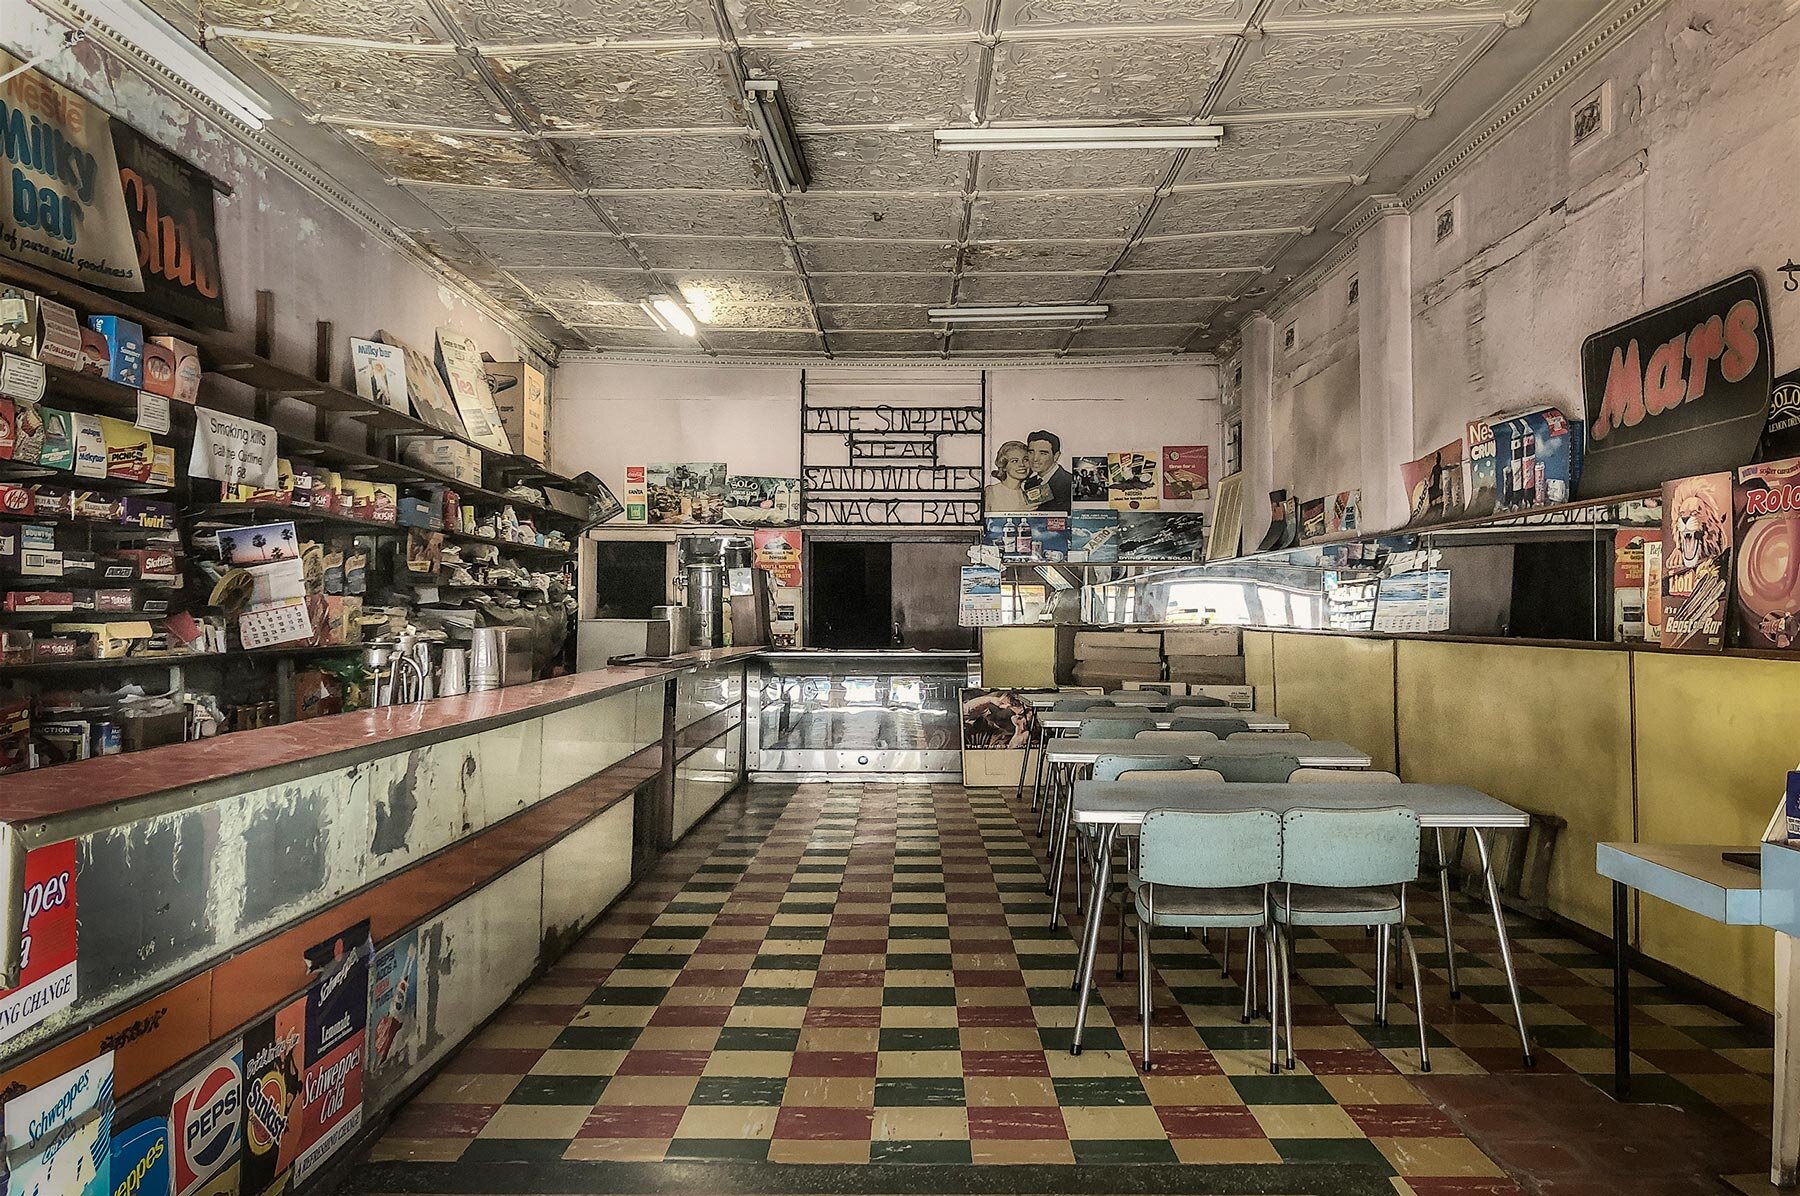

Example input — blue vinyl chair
[1170,695,1229,708]
[1127,808,1282,1074]
[1078,716,1158,740]
[1200,754,1301,783]
[1272,807,1430,1072]
[1172,716,1249,735]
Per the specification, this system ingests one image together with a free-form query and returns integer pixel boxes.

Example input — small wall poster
[1299,498,1328,541]
[1107,451,1159,510]
[648,462,726,525]
[1119,512,1206,562]
[625,465,647,522]
[0,839,78,1045]
[1661,472,1732,651]
[1068,510,1121,563]
[726,476,801,526]
[8,1051,114,1196]
[294,922,371,1184]
[1373,570,1451,633]
[370,929,420,1097]
[110,1116,170,1196]
[434,329,513,453]
[1733,457,1800,650]
[350,339,409,414]
[959,688,1038,749]
[239,994,306,1194]
[984,514,1067,563]
[1071,456,1108,505]
[1162,446,1209,503]
[1329,490,1361,534]
[1207,473,1246,562]
[1401,440,1465,525]
[752,529,802,588]
[170,1044,241,1196]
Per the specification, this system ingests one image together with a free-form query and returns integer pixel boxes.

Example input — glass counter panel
[750,652,974,778]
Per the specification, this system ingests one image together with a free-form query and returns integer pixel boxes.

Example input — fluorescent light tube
[75,0,275,128]
[929,305,1109,324]
[935,125,1222,152]
[642,296,699,337]
[745,79,809,193]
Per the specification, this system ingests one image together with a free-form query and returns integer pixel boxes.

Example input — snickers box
[85,316,145,386]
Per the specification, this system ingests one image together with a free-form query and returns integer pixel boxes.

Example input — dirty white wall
[2,10,545,388]
[1263,0,1800,515]
[553,357,1223,520]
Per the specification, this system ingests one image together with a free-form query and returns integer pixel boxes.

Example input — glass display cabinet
[748,650,977,780]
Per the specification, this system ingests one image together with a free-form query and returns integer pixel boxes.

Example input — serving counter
[0,646,758,1180]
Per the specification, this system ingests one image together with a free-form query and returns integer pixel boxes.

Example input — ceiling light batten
[641,295,700,337]
[929,304,1109,324]
[935,125,1224,153]
[744,79,810,194]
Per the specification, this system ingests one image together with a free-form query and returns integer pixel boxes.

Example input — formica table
[1046,737,1370,769]
[1038,710,1289,732]
[1067,780,1536,1066]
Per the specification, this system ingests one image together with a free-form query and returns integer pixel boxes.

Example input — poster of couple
[984,430,1073,513]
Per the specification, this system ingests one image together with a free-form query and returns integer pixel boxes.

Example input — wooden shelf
[186,503,574,559]
[0,642,370,678]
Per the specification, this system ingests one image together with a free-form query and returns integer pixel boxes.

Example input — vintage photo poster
[958,566,1005,627]
[1661,472,1733,651]
[294,922,371,1184]
[648,462,727,524]
[1021,429,1073,512]
[1162,445,1209,503]
[1068,510,1122,563]
[351,339,410,414]
[1107,451,1160,510]
[1734,457,1800,649]
[726,476,801,525]
[1119,512,1206,562]
[0,55,141,292]
[959,688,1038,750]
[1401,440,1465,525]
[239,994,306,1195]
[1206,473,1246,562]
[983,514,1068,564]
[434,330,513,453]
[1071,455,1108,505]
[376,332,467,439]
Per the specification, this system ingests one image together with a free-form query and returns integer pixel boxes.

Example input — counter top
[0,647,762,830]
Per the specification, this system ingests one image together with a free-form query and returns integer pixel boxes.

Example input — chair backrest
[1230,730,1309,741]
[1289,769,1401,783]
[1176,716,1249,735]
[1170,695,1228,708]
[1119,767,1225,783]
[1092,754,1191,782]
[1104,691,1165,706]
[1052,697,1105,711]
[1279,807,1420,887]
[1132,729,1219,744]
[1139,808,1281,889]
[1201,753,1301,783]
[1078,716,1156,740]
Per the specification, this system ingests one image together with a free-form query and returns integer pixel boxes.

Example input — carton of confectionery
[31,636,79,662]
[1161,626,1241,657]
[51,621,153,658]
[5,590,74,613]
[248,458,295,505]
[85,316,145,386]
[0,397,14,460]
[70,413,107,478]
[0,289,38,358]
[11,401,44,464]
[100,415,154,482]
[402,437,482,486]
[34,299,82,371]
[0,482,35,516]
[36,409,73,471]
[149,444,176,488]
[115,548,178,584]
[120,497,177,529]
[148,335,201,402]
[139,341,178,397]
[72,491,122,521]
[95,589,135,613]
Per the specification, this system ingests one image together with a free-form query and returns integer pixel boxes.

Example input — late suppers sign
[1580,271,1772,498]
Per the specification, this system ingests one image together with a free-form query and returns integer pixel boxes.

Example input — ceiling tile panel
[974,147,1172,192]
[340,128,564,188]
[1268,0,1501,16]
[563,135,767,190]
[951,328,1070,353]
[233,40,507,127]
[1121,232,1291,270]
[1072,323,1196,348]
[818,305,935,331]
[203,0,438,41]
[748,44,982,125]
[598,192,787,238]
[798,240,960,273]
[1217,25,1485,113]
[579,327,696,348]
[636,237,797,271]
[784,194,965,241]
[803,132,969,192]
[1102,270,1246,298]
[675,273,814,325]
[552,302,659,328]
[828,331,948,354]
[402,182,599,231]
[443,0,715,42]
[809,274,953,305]
[704,306,819,329]
[1183,117,1398,184]
[492,48,740,130]
[703,330,826,352]
[956,272,1104,303]
[969,193,1151,241]
[1105,297,1223,325]
[997,0,1251,31]
[728,0,982,37]
[1147,182,1339,235]
[513,268,657,305]
[989,35,1232,121]
[962,240,1125,272]
[463,230,641,268]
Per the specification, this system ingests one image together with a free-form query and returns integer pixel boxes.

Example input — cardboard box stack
[1072,628,1164,689]
[1164,625,1245,685]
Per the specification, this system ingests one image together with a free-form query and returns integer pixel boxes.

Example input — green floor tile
[691,1076,788,1106]
[551,1025,642,1051]
[875,1077,966,1107]
[1052,1076,1150,1106]
[663,1138,772,1163]
[1270,1137,1395,1170]
[1071,1138,1180,1165]
[868,1139,973,1165]
[458,1139,571,1164]
[882,986,958,1006]
[1229,1074,1335,1105]
[588,986,669,1006]
[506,1074,609,1105]
[735,987,813,1007]
[1038,1026,1124,1052]
[714,1026,802,1052]
[878,1027,962,1052]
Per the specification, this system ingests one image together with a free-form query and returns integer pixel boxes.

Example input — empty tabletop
[1047,737,1370,769]
[1025,693,1170,710]
[1596,842,1764,925]
[1072,780,1529,830]
[1039,710,1288,731]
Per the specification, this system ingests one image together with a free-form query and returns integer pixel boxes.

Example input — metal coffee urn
[685,562,725,649]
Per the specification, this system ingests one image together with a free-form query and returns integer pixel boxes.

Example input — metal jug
[438,647,469,696]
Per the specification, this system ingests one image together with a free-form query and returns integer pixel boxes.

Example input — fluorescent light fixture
[929,304,1109,325]
[744,79,810,193]
[76,0,275,128]
[641,296,699,337]
[677,286,716,325]
[935,125,1223,152]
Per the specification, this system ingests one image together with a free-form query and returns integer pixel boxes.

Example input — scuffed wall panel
[541,690,653,794]
[470,719,548,830]
[674,727,744,840]
[542,803,635,950]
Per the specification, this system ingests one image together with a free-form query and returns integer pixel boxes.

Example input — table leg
[1435,829,1461,999]
[1070,824,1118,1055]
[1049,765,1073,927]
[1017,725,1035,806]
[1473,828,1534,1066]
[1612,880,1630,1097]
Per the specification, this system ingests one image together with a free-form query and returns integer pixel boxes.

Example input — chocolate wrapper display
[1661,472,1733,651]
[1734,457,1800,649]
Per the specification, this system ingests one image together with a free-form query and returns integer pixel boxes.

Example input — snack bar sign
[1580,271,1772,498]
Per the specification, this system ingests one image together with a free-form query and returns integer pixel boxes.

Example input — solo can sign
[0,839,79,1045]
[1581,272,1772,498]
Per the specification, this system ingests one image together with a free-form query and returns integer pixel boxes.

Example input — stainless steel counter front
[747,650,976,780]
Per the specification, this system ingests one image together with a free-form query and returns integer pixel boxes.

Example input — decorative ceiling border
[559,350,1219,371]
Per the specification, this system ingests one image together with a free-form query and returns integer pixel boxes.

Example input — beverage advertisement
[1734,456,1800,649]
[110,1115,169,1196]
[983,514,1068,563]
[1119,512,1207,562]
[1660,472,1733,650]
[752,528,802,588]
[170,1044,242,1196]
[6,1051,114,1196]
[370,929,421,1097]
[1067,510,1121,563]
[239,995,306,1195]
[294,922,371,1184]
[1762,369,1800,461]
[725,476,801,526]
[0,838,79,1045]
[1401,440,1465,525]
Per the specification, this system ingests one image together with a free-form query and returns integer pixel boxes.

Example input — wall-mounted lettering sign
[1580,271,1772,498]
[800,376,986,527]
[110,121,227,329]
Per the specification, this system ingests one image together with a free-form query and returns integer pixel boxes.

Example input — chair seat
[1273,885,1403,927]
[1126,874,1267,928]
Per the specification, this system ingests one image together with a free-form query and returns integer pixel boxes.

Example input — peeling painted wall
[1267,2,1800,502]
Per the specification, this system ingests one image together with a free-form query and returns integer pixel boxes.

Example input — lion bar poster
[1660,472,1733,651]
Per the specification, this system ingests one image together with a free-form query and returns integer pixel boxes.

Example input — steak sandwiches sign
[1580,272,1773,498]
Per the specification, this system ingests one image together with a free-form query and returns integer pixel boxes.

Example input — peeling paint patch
[80,810,219,1001]
[374,752,422,856]
[242,785,330,924]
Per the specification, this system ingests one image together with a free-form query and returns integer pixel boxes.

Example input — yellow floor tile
[632,1027,723,1052]
[563,1138,670,1162]
[1172,1139,1283,1165]
[1251,1104,1363,1139]
[674,1106,778,1140]
[574,1005,657,1027]
[781,1077,876,1107]
[702,1050,794,1077]
[530,1050,628,1077]
[1374,1136,1508,1178]
[1318,1075,1430,1105]
[1061,1106,1168,1139]
[726,1006,809,1028]
[595,1076,699,1105]
[766,1141,872,1164]
[1044,1048,1136,1077]
[877,1050,964,1078]
[871,1108,969,1141]
[959,1028,1045,1051]
[881,1007,959,1028]
[478,1105,591,1140]
[970,1140,1076,1165]
[965,1076,1057,1106]
[797,1027,880,1052]
[412,1073,521,1104]
[1140,1074,1242,1105]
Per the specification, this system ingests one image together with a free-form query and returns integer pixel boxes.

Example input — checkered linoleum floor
[363,781,1774,1190]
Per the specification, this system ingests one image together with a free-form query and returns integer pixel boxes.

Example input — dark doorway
[809,541,894,648]
[593,541,668,618]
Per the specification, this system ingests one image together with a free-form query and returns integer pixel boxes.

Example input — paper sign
[189,408,277,488]
[135,392,171,435]
[238,601,314,649]
[0,352,46,403]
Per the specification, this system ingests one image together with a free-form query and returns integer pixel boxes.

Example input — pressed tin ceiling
[150,0,1620,359]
